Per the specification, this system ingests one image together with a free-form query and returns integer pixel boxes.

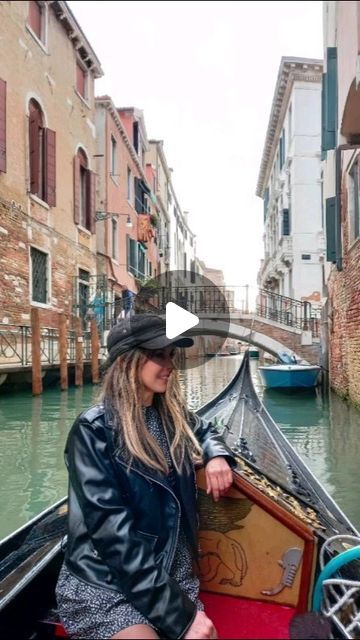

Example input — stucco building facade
[256,57,325,310]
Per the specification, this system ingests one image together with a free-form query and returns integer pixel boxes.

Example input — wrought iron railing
[256,289,321,337]
[0,324,94,368]
[0,287,321,370]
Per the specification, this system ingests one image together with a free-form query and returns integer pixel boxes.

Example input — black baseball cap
[106,314,194,365]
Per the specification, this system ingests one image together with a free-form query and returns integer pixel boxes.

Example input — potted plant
[150,213,159,228]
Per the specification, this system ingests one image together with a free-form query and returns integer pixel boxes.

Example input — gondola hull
[1,352,359,639]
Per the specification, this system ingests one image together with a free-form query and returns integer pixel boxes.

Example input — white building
[256,57,325,308]
[168,180,196,285]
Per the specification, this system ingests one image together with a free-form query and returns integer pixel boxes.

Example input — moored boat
[0,352,359,639]
[258,363,321,389]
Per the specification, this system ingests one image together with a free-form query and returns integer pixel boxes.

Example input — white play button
[165,302,199,339]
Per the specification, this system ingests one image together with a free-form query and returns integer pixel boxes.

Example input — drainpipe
[335,143,360,271]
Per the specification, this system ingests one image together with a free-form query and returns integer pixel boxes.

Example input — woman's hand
[184,611,218,639]
[205,456,233,502]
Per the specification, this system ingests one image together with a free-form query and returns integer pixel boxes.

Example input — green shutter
[326,196,337,263]
[321,73,327,159]
[324,48,338,151]
[126,234,130,272]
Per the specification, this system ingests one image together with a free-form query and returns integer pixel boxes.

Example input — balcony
[278,235,293,266]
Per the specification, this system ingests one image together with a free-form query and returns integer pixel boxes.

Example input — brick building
[322,1,360,404]
[0,1,102,329]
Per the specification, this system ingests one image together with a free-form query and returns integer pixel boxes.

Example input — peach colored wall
[98,106,158,293]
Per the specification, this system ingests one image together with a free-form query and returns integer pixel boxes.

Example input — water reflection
[0,355,359,540]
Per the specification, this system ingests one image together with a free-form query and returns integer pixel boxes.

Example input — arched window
[29,99,56,205]
[74,148,95,232]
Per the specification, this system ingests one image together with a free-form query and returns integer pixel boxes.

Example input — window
[76,61,87,100]
[112,218,118,260]
[322,48,338,153]
[127,235,145,278]
[133,121,139,153]
[78,268,90,325]
[31,247,48,304]
[301,254,311,260]
[111,135,117,177]
[288,103,292,144]
[263,187,269,221]
[348,158,360,244]
[73,148,95,232]
[282,208,290,236]
[127,167,132,202]
[29,99,56,205]
[0,78,6,173]
[127,236,137,275]
[28,1,46,44]
[138,244,145,277]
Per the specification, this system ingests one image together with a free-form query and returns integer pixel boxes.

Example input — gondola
[1,352,359,639]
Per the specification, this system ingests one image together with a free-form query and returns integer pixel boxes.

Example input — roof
[255,57,323,198]
[51,1,103,78]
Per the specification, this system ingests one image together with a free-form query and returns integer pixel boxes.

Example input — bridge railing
[256,289,320,337]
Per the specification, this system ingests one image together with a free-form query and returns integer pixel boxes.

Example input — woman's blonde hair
[100,349,203,473]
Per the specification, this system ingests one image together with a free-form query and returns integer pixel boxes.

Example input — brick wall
[0,195,96,328]
[327,173,360,405]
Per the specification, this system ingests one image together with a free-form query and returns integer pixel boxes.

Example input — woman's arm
[190,413,237,501]
[189,413,237,468]
[65,416,196,639]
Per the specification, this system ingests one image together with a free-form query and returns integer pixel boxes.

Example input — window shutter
[44,128,56,206]
[326,196,337,263]
[29,105,40,195]
[0,79,6,173]
[324,48,337,151]
[321,73,327,159]
[88,169,96,234]
[73,155,80,224]
[126,234,130,272]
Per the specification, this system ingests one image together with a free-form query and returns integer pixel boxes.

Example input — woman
[56,314,236,639]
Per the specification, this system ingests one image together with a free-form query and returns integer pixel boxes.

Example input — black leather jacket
[64,404,236,639]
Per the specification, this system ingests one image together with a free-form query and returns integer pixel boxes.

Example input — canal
[0,355,360,540]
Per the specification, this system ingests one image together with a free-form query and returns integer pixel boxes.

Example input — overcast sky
[68,0,323,295]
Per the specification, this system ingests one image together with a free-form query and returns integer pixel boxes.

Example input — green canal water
[0,356,359,540]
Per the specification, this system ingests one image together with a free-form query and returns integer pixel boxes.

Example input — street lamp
[95,211,133,228]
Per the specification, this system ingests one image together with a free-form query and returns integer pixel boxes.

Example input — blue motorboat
[258,351,321,389]
[258,363,321,388]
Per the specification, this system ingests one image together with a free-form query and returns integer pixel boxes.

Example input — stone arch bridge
[193,314,321,365]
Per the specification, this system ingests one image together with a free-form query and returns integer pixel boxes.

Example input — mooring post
[75,316,83,386]
[59,313,68,390]
[90,318,100,384]
[31,307,42,395]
